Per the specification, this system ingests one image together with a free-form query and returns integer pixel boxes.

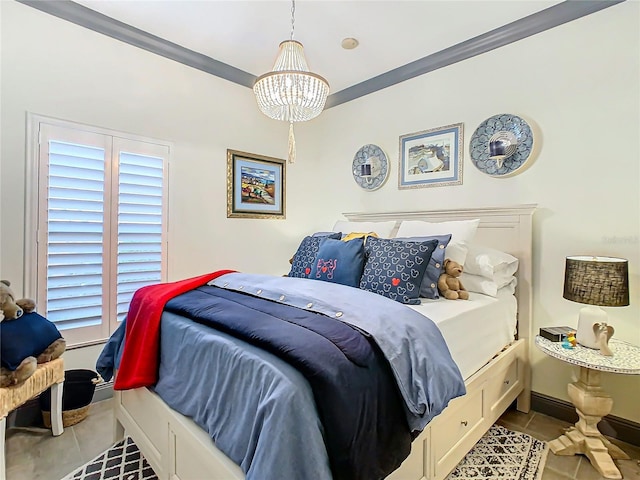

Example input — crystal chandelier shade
[253,0,329,163]
[253,40,329,123]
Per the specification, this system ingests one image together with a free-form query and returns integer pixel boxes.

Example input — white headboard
[342,204,537,396]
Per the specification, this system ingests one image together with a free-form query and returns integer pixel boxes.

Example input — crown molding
[326,0,624,108]
[16,0,257,88]
[18,0,624,109]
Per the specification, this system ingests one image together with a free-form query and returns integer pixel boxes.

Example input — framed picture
[227,149,286,219]
[398,123,464,189]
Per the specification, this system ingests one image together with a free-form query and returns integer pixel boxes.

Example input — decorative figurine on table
[562,331,577,349]
[594,323,614,356]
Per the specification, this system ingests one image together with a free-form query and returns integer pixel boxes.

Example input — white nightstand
[535,335,640,479]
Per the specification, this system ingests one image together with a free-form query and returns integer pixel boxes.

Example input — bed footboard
[113,388,244,480]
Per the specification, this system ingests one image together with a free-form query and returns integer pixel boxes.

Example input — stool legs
[1,416,6,480]
[50,381,64,436]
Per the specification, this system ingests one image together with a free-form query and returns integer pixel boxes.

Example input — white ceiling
[74,1,561,93]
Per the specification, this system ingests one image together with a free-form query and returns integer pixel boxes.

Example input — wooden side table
[535,336,640,479]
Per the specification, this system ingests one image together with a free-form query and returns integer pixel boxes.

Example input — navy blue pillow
[289,232,342,278]
[0,312,63,370]
[309,238,365,287]
[359,237,438,305]
[395,234,452,299]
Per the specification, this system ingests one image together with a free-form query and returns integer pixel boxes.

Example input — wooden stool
[0,358,64,480]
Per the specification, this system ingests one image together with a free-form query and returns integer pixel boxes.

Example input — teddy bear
[0,280,66,387]
[437,259,469,300]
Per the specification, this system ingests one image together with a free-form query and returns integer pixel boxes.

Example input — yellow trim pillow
[341,232,379,243]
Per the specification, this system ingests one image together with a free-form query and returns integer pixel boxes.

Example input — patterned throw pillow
[309,238,365,287]
[395,234,452,299]
[359,237,438,305]
[288,232,342,278]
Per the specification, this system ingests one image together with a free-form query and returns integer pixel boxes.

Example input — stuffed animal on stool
[0,280,66,387]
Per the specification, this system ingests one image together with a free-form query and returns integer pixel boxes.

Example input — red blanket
[114,270,234,390]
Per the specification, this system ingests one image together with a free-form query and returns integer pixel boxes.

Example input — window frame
[25,113,171,348]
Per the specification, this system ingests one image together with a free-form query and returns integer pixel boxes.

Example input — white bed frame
[113,204,536,480]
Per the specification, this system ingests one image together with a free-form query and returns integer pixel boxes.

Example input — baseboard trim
[532,391,640,447]
[94,380,114,402]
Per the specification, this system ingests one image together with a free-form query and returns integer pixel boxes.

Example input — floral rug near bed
[62,424,547,480]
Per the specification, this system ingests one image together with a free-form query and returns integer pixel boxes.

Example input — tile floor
[4,399,640,480]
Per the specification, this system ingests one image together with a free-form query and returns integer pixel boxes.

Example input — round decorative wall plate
[352,144,389,191]
[469,114,534,177]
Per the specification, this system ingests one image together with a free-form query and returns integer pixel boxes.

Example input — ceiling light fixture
[341,38,359,50]
[253,0,329,163]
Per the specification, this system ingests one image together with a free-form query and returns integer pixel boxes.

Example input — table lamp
[563,256,629,349]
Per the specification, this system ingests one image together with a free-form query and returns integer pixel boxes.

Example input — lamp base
[575,306,608,349]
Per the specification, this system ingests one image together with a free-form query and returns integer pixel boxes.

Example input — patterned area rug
[62,437,157,480]
[62,425,547,480]
[446,425,549,480]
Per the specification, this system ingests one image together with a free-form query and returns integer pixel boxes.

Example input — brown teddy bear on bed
[437,259,469,300]
[0,280,66,387]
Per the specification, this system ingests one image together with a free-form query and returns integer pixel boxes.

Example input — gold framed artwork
[227,149,286,219]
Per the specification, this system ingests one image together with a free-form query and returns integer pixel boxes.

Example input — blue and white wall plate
[469,114,534,177]
[352,144,389,191]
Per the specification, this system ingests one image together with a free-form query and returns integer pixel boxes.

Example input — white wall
[1,1,639,423]
[301,1,640,422]
[0,2,317,373]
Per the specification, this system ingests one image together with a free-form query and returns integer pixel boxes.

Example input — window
[26,115,169,347]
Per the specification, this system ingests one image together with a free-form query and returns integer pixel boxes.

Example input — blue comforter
[156,312,333,479]
[164,285,411,480]
[97,272,465,480]
[210,273,466,432]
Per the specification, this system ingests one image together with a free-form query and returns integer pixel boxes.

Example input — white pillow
[464,244,519,282]
[395,219,480,265]
[460,272,517,298]
[332,220,397,239]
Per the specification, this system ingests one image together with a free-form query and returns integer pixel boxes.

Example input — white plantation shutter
[45,139,107,332]
[32,119,169,347]
[115,145,166,323]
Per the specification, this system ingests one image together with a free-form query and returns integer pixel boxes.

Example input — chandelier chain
[290,0,295,40]
[253,0,329,163]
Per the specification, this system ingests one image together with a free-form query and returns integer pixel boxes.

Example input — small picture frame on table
[227,149,286,219]
[398,123,464,189]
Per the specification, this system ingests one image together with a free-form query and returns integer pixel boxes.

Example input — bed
[108,204,536,480]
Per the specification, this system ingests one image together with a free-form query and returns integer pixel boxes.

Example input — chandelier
[253,0,330,163]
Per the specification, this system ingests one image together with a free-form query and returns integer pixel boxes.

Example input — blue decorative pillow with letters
[289,232,342,278]
[395,234,452,299]
[359,236,438,305]
[309,238,365,287]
